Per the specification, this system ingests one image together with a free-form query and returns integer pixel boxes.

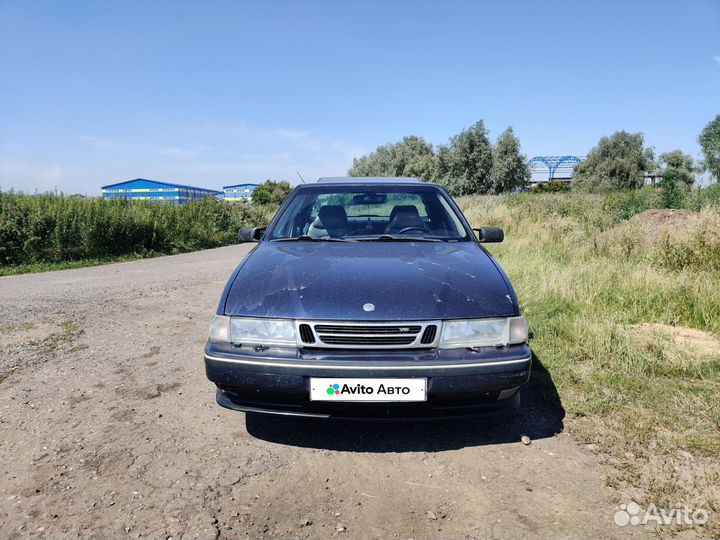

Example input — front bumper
[204,341,532,420]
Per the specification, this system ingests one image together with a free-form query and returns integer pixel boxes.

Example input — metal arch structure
[527,156,583,180]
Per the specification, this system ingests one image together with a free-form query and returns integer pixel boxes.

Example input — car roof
[315,176,423,184]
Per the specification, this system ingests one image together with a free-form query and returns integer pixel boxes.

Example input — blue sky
[1,0,718,194]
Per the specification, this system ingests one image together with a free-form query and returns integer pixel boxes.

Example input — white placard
[310,378,426,402]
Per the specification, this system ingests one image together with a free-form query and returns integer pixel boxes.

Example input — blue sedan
[205,177,530,419]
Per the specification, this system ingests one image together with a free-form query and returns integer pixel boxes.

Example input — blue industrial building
[101,178,221,204]
[222,183,259,203]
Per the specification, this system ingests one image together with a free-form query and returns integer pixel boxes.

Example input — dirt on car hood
[221,241,517,320]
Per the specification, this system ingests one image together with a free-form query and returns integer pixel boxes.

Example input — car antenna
[296,171,306,184]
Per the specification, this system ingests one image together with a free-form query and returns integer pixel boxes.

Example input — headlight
[229,317,296,346]
[440,316,528,348]
[209,315,297,346]
[209,315,231,343]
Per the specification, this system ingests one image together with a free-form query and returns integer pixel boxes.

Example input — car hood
[222,242,517,320]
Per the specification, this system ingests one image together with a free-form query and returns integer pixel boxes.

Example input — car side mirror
[474,227,504,243]
[238,226,266,242]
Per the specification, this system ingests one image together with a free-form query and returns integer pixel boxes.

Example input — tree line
[347,115,720,195]
[248,122,531,204]
[349,121,530,195]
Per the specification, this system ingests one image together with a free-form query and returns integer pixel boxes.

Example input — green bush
[660,180,686,209]
[652,213,720,273]
[601,187,663,221]
[687,182,720,211]
[0,193,275,268]
[252,180,292,205]
[534,180,570,192]
[593,183,719,222]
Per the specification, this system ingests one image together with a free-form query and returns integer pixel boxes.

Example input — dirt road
[0,246,636,539]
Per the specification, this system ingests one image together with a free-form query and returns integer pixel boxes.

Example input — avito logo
[326,383,411,396]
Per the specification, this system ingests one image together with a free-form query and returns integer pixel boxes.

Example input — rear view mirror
[238,226,266,242]
[474,227,504,243]
[352,193,387,205]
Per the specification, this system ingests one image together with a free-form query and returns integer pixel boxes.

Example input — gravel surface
[0,246,636,539]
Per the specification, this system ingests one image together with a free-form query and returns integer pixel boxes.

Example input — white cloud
[80,136,209,159]
[0,122,368,194]
[272,128,314,141]
[0,158,66,193]
[170,120,367,182]
[187,153,352,183]
[174,120,300,142]
[176,120,365,155]
[80,136,131,153]
[150,146,208,158]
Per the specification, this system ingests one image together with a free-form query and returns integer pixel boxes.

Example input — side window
[270,194,317,238]
[437,196,467,238]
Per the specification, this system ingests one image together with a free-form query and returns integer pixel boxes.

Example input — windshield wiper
[359,235,442,242]
[271,235,354,242]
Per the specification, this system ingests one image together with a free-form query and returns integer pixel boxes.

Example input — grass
[458,189,720,534]
[41,319,84,354]
[0,252,152,276]
[0,192,275,271]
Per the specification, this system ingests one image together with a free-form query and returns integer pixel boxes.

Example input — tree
[491,127,530,193]
[658,149,697,187]
[661,177,685,209]
[252,180,292,205]
[572,131,654,191]
[435,120,493,196]
[349,136,435,181]
[698,114,720,182]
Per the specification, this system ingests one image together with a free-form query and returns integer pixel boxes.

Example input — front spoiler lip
[203,352,531,370]
[216,388,521,421]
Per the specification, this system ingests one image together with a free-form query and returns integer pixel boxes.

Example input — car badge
[363,303,375,312]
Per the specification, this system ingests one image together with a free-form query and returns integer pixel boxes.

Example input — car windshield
[266,185,471,241]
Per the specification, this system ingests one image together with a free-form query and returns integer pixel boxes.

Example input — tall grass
[458,187,720,524]
[0,193,274,270]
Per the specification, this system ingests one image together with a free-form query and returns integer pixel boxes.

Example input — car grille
[296,321,441,349]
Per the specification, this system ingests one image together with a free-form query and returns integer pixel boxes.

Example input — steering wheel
[396,226,426,234]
